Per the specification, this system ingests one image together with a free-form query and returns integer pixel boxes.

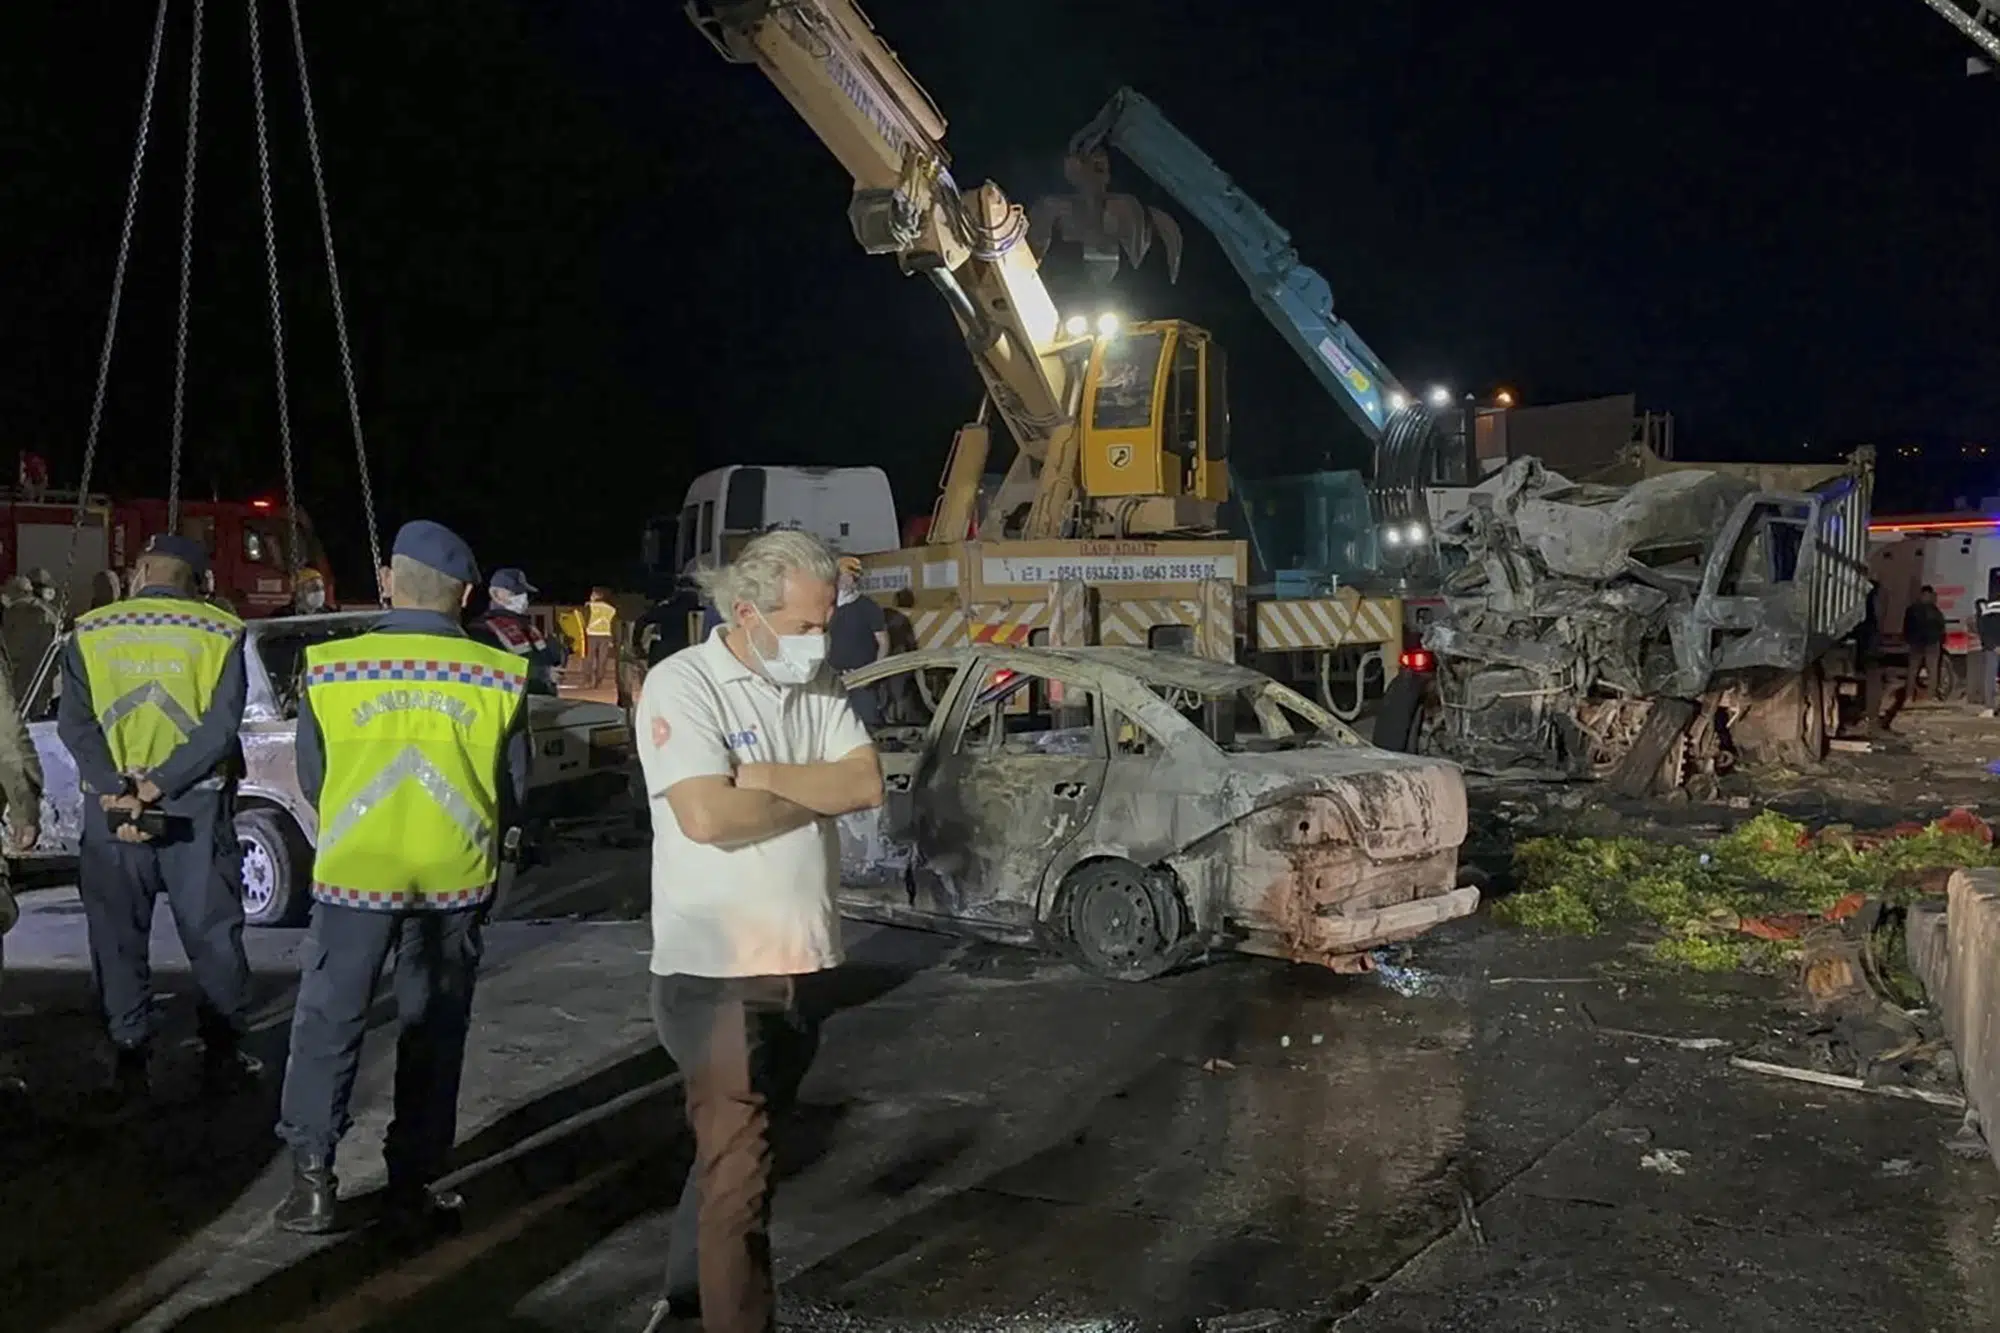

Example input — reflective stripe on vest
[303,632,526,911]
[586,600,615,636]
[73,596,243,773]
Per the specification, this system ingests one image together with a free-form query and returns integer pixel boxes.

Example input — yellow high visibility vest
[303,631,527,911]
[586,599,616,636]
[74,595,243,775]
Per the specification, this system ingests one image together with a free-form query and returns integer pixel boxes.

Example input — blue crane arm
[1071,88,1407,445]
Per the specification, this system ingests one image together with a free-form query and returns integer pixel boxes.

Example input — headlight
[1405,521,1427,544]
[1427,385,1452,409]
[1387,391,1408,413]
[1383,526,1405,548]
[1096,312,1122,337]
[1063,314,1088,337]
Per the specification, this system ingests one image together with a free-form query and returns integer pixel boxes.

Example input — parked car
[835,646,1474,980]
[17,611,636,927]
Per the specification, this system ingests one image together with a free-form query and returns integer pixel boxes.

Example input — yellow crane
[687,0,1228,544]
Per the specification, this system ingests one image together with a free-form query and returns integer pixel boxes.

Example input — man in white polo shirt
[635,527,883,1333]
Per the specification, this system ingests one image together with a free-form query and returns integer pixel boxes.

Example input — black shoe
[273,1152,341,1235]
[201,1044,264,1097]
[379,1181,464,1243]
[83,1043,150,1118]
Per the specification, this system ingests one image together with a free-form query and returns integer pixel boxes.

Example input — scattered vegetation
[1492,811,2000,970]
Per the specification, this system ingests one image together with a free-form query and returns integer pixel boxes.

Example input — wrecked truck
[1373,447,1875,793]
[835,646,1473,980]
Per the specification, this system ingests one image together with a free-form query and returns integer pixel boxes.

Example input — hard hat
[294,567,325,589]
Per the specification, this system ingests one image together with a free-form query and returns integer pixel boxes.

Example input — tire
[1060,859,1185,982]
[1373,669,1426,752]
[237,806,311,928]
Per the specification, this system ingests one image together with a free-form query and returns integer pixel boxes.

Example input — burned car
[1375,448,1874,793]
[836,646,1473,980]
[18,611,635,927]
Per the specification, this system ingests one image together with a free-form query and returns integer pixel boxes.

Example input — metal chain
[285,0,381,581]
[167,0,206,534]
[65,0,173,607]
[245,0,301,576]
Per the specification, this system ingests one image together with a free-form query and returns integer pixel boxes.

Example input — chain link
[65,0,173,609]
[285,0,381,583]
[167,0,205,534]
[245,0,301,577]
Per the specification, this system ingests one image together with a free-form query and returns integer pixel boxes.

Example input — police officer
[58,533,256,1104]
[469,567,566,695]
[273,520,530,1235]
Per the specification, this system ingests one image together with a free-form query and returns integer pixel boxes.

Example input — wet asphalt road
[2,830,1998,1332]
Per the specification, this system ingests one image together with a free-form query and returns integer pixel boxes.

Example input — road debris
[1728,1056,1967,1109]
[1947,1111,1990,1161]
[1457,1186,1487,1248]
[1640,1148,1691,1175]
[1201,1058,1237,1074]
[1493,810,2000,971]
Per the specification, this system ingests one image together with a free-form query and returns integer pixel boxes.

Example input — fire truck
[0,483,333,616]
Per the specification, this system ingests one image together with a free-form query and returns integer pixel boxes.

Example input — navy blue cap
[144,532,209,578]
[490,566,536,596]
[392,519,480,585]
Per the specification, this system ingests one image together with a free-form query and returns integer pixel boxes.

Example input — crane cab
[1077,319,1229,505]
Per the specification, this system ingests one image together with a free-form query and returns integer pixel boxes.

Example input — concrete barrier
[1912,869,2000,1169]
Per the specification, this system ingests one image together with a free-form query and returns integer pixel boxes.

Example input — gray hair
[696,529,838,616]
[389,553,467,613]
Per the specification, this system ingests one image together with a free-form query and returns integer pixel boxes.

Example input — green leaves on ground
[1492,810,2000,970]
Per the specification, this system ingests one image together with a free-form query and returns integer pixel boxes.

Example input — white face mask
[301,588,326,611]
[836,580,859,606]
[748,609,827,687]
[492,588,529,614]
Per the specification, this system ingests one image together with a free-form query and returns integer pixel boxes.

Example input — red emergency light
[250,498,274,510]
[1400,649,1435,672]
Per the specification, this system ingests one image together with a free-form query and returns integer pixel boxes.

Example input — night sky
[1,1,1993,596]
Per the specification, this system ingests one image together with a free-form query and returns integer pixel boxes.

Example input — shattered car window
[256,617,380,719]
[1140,678,1347,752]
[856,663,938,752]
[960,667,1101,758]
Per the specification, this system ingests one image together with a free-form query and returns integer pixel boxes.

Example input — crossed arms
[664,744,883,847]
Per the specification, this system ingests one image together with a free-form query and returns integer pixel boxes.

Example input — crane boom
[687,0,1085,534]
[1067,88,1409,446]
[1917,0,2000,66]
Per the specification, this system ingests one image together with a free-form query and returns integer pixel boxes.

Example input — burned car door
[911,661,1109,927]
[834,657,964,892]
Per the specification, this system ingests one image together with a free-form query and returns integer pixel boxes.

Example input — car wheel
[237,806,311,928]
[1061,859,1185,983]
[1373,669,1427,752]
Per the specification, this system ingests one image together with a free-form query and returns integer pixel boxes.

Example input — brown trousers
[650,972,820,1333]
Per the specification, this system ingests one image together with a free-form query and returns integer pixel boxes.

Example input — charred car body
[19,612,636,926]
[837,646,1473,980]
[1376,447,1875,792]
